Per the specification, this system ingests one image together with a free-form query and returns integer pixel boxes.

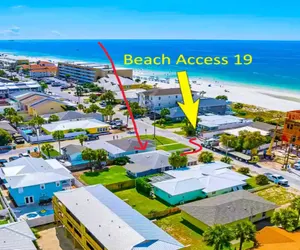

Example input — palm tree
[52,130,64,153]
[10,114,23,127]
[82,148,96,171]
[232,221,256,250]
[291,197,300,228]
[29,116,46,152]
[41,143,54,159]
[104,105,115,121]
[95,149,108,169]
[76,134,88,146]
[100,90,115,105]
[203,224,233,250]
[124,110,130,125]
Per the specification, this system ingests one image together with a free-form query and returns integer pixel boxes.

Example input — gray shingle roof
[250,121,278,132]
[0,221,36,250]
[62,144,87,155]
[42,111,103,121]
[179,190,277,226]
[0,121,17,135]
[107,138,156,152]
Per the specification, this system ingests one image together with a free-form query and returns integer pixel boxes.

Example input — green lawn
[155,214,254,250]
[0,219,9,225]
[115,188,169,216]
[255,186,298,205]
[41,149,61,158]
[80,166,131,185]
[244,176,269,190]
[174,130,186,136]
[157,143,191,151]
[154,122,185,129]
[138,135,177,145]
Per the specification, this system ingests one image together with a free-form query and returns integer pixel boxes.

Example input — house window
[25,196,34,204]
[56,181,60,187]
[40,184,45,190]
[18,187,23,194]
[176,95,178,98]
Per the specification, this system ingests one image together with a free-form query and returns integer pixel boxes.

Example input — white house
[137,88,200,110]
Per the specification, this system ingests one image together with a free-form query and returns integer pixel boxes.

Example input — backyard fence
[23,214,54,228]
[106,179,136,192]
[146,207,181,220]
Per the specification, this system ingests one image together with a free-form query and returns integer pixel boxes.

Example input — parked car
[119,105,127,110]
[264,173,289,185]
[294,160,300,170]
[9,156,20,162]
[0,159,8,167]
[84,134,99,141]
[19,153,30,158]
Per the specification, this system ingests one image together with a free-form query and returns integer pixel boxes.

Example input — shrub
[113,156,130,166]
[254,116,265,122]
[256,174,269,185]
[233,103,244,109]
[220,156,232,164]
[67,129,74,133]
[74,128,84,132]
[237,167,250,175]
[198,151,214,163]
[136,178,152,196]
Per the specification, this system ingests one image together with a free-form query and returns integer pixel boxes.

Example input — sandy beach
[2,52,300,112]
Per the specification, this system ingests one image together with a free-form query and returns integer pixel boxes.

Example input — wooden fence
[146,207,181,220]
[105,179,136,192]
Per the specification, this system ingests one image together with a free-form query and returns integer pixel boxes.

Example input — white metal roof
[42,118,109,133]
[198,115,250,128]
[55,185,183,250]
[0,221,36,250]
[224,126,269,136]
[2,158,73,188]
[152,162,249,196]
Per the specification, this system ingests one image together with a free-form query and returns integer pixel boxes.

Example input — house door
[25,196,34,205]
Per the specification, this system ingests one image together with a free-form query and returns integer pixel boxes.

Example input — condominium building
[53,185,183,250]
[282,110,300,146]
[20,61,57,78]
[57,62,133,83]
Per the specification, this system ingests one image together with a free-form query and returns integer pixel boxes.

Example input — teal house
[152,162,249,205]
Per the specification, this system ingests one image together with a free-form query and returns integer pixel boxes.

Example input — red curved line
[180,137,203,156]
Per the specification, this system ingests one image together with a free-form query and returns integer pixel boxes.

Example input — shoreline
[1,51,300,112]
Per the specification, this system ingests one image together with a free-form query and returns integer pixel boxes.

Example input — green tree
[232,221,256,250]
[52,130,64,153]
[76,134,88,146]
[0,70,5,77]
[41,143,54,158]
[100,90,116,104]
[237,167,250,175]
[89,93,98,103]
[65,74,71,81]
[77,104,84,110]
[255,175,269,185]
[95,149,108,169]
[135,78,141,83]
[39,82,48,92]
[0,128,12,146]
[48,114,60,123]
[215,95,228,101]
[291,197,300,228]
[233,103,244,109]
[86,103,100,113]
[29,115,46,152]
[4,108,17,123]
[75,85,84,96]
[242,131,266,157]
[271,208,298,232]
[220,156,232,164]
[10,114,23,127]
[168,151,188,168]
[220,134,238,149]
[124,110,130,125]
[198,151,214,163]
[203,224,233,250]
[82,148,96,171]
[101,105,115,121]
[254,116,265,122]
[160,108,170,119]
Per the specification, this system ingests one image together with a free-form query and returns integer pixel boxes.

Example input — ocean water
[0,39,300,92]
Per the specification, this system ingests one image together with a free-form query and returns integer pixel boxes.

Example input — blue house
[0,158,74,207]
[88,138,156,159]
[61,144,88,166]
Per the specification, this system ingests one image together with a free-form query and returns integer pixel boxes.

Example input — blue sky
[0,0,299,40]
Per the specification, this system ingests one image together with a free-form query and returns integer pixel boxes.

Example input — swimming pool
[27,213,38,218]
[22,129,33,135]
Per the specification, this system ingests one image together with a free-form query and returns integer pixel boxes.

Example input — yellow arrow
[177,71,199,129]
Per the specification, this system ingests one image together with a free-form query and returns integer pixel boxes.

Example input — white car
[264,173,289,185]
